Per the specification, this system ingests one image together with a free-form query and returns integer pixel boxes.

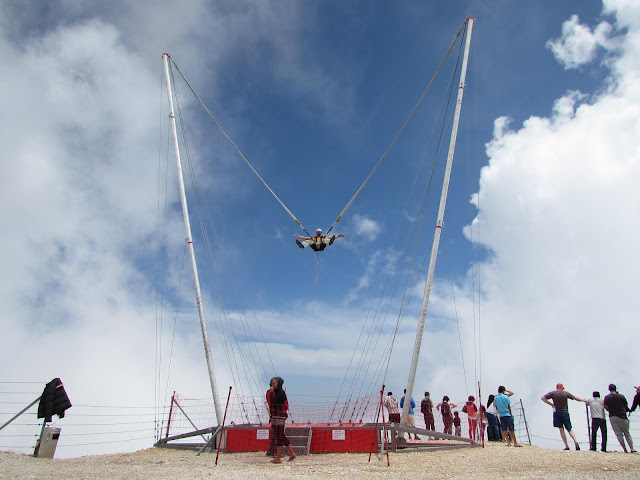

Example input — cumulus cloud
[546,14,613,69]
[3,0,640,459]
[464,3,640,447]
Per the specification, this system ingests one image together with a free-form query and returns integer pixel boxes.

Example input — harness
[309,235,336,252]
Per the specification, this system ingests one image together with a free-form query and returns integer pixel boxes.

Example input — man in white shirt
[586,391,607,452]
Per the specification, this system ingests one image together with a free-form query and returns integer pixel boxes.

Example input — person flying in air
[295,228,344,252]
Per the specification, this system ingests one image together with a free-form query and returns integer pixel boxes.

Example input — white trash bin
[36,427,61,458]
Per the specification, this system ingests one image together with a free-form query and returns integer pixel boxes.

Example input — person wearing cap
[603,384,636,453]
[541,383,586,451]
[628,386,640,414]
[586,391,607,452]
[294,228,344,252]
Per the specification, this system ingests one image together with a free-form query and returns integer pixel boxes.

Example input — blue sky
[1,0,639,458]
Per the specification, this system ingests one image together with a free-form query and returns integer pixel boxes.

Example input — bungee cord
[169,57,312,237]
[324,22,466,235]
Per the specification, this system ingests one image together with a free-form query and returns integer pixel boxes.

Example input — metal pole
[402,17,475,422]
[33,420,48,457]
[586,404,591,447]
[0,397,40,432]
[519,399,532,445]
[215,386,233,465]
[162,53,223,425]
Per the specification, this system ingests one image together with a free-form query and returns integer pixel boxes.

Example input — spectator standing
[266,382,276,456]
[384,391,400,424]
[436,396,457,435]
[541,383,586,451]
[463,395,478,440]
[421,391,435,432]
[453,411,462,436]
[586,391,607,452]
[485,395,501,441]
[629,385,640,414]
[477,405,488,442]
[603,384,636,453]
[400,389,419,440]
[494,386,521,446]
[268,377,296,463]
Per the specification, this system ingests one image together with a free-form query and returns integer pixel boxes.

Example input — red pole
[165,391,176,439]
[368,385,390,466]
[478,381,484,448]
[215,386,233,466]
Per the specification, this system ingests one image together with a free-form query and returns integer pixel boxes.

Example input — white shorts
[405,414,416,427]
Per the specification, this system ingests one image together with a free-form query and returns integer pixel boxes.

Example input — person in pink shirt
[463,395,478,440]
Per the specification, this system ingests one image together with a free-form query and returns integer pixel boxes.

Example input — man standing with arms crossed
[541,383,586,451]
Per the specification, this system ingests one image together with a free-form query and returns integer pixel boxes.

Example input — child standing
[453,411,462,436]
[477,405,488,442]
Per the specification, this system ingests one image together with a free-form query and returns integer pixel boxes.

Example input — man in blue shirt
[492,385,521,446]
[400,389,419,440]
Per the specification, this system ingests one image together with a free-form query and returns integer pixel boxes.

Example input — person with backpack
[421,391,435,432]
[436,396,457,435]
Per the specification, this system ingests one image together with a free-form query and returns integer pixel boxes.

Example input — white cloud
[546,14,613,70]
[3,0,640,459]
[464,3,640,448]
[352,214,381,241]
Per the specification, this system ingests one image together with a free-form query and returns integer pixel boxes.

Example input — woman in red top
[463,395,478,440]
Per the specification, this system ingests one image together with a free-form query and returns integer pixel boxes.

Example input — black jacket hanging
[37,378,72,422]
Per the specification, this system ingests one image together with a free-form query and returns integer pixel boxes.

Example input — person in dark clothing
[37,378,72,423]
[629,386,640,413]
[268,377,296,463]
[485,395,501,441]
[266,385,276,456]
[604,384,636,453]
[421,392,435,432]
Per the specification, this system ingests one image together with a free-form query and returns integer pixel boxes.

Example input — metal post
[0,397,40,432]
[586,404,591,447]
[165,391,176,439]
[215,387,233,465]
[519,399,532,445]
[162,53,222,425]
[402,16,475,422]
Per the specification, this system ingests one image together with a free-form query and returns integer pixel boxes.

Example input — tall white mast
[401,18,474,422]
[162,53,223,425]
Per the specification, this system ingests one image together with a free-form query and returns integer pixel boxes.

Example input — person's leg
[507,417,520,446]
[590,418,597,451]
[567,429,580,449]
[558,427,569,449]
[286,443,296,461]
[272,446,283,463]
[271,424,286,463]
[610,417,627,452]
[621,419,634,452]
[599,419,607,451]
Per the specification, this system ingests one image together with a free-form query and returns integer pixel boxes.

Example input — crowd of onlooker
[383,383,640,453]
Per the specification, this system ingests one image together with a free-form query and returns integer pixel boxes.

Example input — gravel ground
[2,442,640,480]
